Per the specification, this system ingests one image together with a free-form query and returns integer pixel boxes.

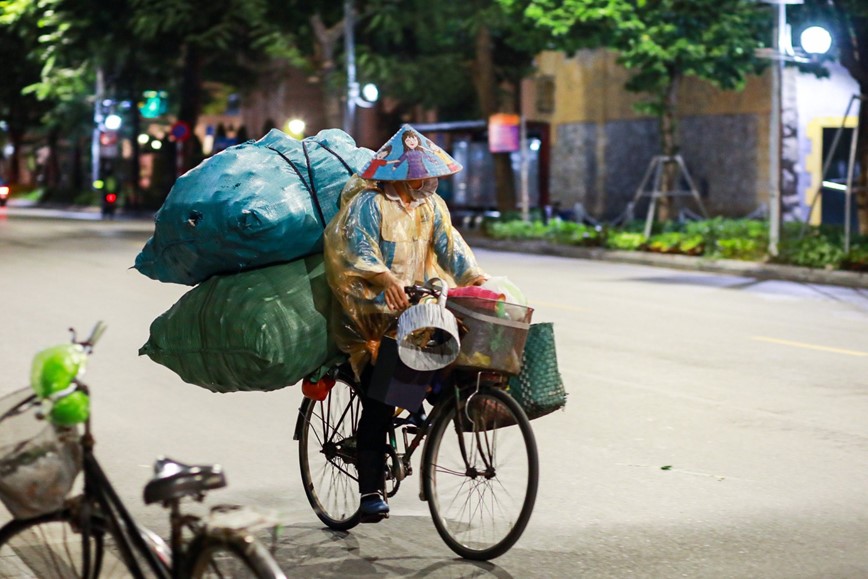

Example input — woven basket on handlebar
[0,388,82,519]
[507,322,567,420]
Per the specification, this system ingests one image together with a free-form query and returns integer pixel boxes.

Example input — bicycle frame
[77,419,172,579]
[294,367,504,502]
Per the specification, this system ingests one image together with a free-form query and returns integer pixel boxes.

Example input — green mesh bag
[507,323,567,420]
[139,255,342,393]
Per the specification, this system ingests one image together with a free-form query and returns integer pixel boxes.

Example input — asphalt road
[1,212,867,578]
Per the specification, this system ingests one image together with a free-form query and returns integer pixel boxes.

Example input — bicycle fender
[293,398,312,441]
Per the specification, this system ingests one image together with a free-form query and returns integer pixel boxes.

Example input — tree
[0,0,61,187]
[501,0,769,220]
[356,0,549,212]
[130,0,302,172]
[793,1,868,235]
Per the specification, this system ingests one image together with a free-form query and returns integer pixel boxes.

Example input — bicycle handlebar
[69,321,107,353]
[403,285,439,304]
[403,278,448,305]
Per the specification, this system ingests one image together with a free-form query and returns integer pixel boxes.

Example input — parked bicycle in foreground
[295,284,540,561]
[0,322,286,578]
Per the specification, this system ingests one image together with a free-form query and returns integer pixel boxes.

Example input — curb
[464,235,868,290]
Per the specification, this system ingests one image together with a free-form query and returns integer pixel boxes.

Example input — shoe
[359,493,389,523]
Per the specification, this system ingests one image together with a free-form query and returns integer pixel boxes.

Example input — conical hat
[358,124,462,181]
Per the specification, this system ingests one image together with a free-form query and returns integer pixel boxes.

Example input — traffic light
[139,90,168,119]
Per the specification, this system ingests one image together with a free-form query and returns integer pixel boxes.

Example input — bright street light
[800,26,832,55]
[104,114,122,131]
[286,119,306,139]
[137,133,150,145]
[362,83,379,103]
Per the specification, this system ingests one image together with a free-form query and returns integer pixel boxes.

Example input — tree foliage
[501,0,769,219]
[502,0,768,142]
[355,0,550,211]
[0,1,49,184]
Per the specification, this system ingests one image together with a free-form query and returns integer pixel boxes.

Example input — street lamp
[104,114,122,131]
[343,0,378,137]
[800,26,832,56]
[756,0,812,257]
[286,118,306,139]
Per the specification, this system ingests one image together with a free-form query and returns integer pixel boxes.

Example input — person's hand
[375,271,410,311]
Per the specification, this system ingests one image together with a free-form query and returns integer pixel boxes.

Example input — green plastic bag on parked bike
[139,255,343,393]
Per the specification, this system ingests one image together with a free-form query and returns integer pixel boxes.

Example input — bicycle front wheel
[184,534,285,579]
[298,379,362,530]
[0,508,166,578]
[422,387,539,560]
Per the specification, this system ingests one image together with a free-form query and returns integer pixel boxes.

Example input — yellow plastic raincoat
[323,176,485,378]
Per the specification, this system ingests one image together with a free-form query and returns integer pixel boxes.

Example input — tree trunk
[856,88,868,236]
[471,23,516,214]
[311,12,345,130]
[657,72,681,222]
[7,125,23,185]
[130,109,142,210]
[178,43,203,175]
[72,137,84,194]
[44,127,61,191]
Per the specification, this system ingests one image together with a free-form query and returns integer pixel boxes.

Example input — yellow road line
[752,336,868,357]
[531,300,590,313]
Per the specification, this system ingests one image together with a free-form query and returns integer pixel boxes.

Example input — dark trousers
[357,364,395,495]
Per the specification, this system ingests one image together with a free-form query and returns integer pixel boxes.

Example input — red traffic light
[99,132,118,146]
[104,193,118,204]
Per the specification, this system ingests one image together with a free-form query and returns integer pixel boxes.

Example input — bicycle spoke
[299,380,362,530]
[423,389,538,560]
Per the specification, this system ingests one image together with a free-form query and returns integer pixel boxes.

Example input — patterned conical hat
[358,124,462,181]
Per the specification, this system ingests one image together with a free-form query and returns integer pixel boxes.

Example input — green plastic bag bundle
[139,255,342,393]
[135,128,373,285]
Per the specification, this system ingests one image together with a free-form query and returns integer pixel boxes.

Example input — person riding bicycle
[323,125,487,522]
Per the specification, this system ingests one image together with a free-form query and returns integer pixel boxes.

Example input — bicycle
[0,322,287,578]
[295,285,539,561]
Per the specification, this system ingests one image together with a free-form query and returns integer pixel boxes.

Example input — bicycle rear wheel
[0,508,167,577]
[298,379,362,530]
[422,387,539,560]
[184,534,285,579]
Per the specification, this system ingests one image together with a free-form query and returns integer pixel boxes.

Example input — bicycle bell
[396,278,461,371]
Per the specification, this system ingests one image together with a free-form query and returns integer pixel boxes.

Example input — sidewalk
[7,200,868,290]
[462,232,868,291]
[2,199,154,222]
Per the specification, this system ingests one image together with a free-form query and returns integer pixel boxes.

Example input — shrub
[545,220,602,246]
[715,238,766,261]
[841,245,868,272]
[487,219,549,240]
[647,232,704,255]
[605,231,646,251]
[777,231,845,269]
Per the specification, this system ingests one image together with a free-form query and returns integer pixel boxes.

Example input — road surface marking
[752,336,868,357]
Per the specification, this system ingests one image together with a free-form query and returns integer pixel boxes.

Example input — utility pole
[768,1,786,257]
[91,69,105,192]
[344,0,358,136]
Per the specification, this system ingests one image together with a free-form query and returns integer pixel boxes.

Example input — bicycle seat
[143,457,226,505]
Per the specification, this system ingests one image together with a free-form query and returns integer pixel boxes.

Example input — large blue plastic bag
[134,128,373,285]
